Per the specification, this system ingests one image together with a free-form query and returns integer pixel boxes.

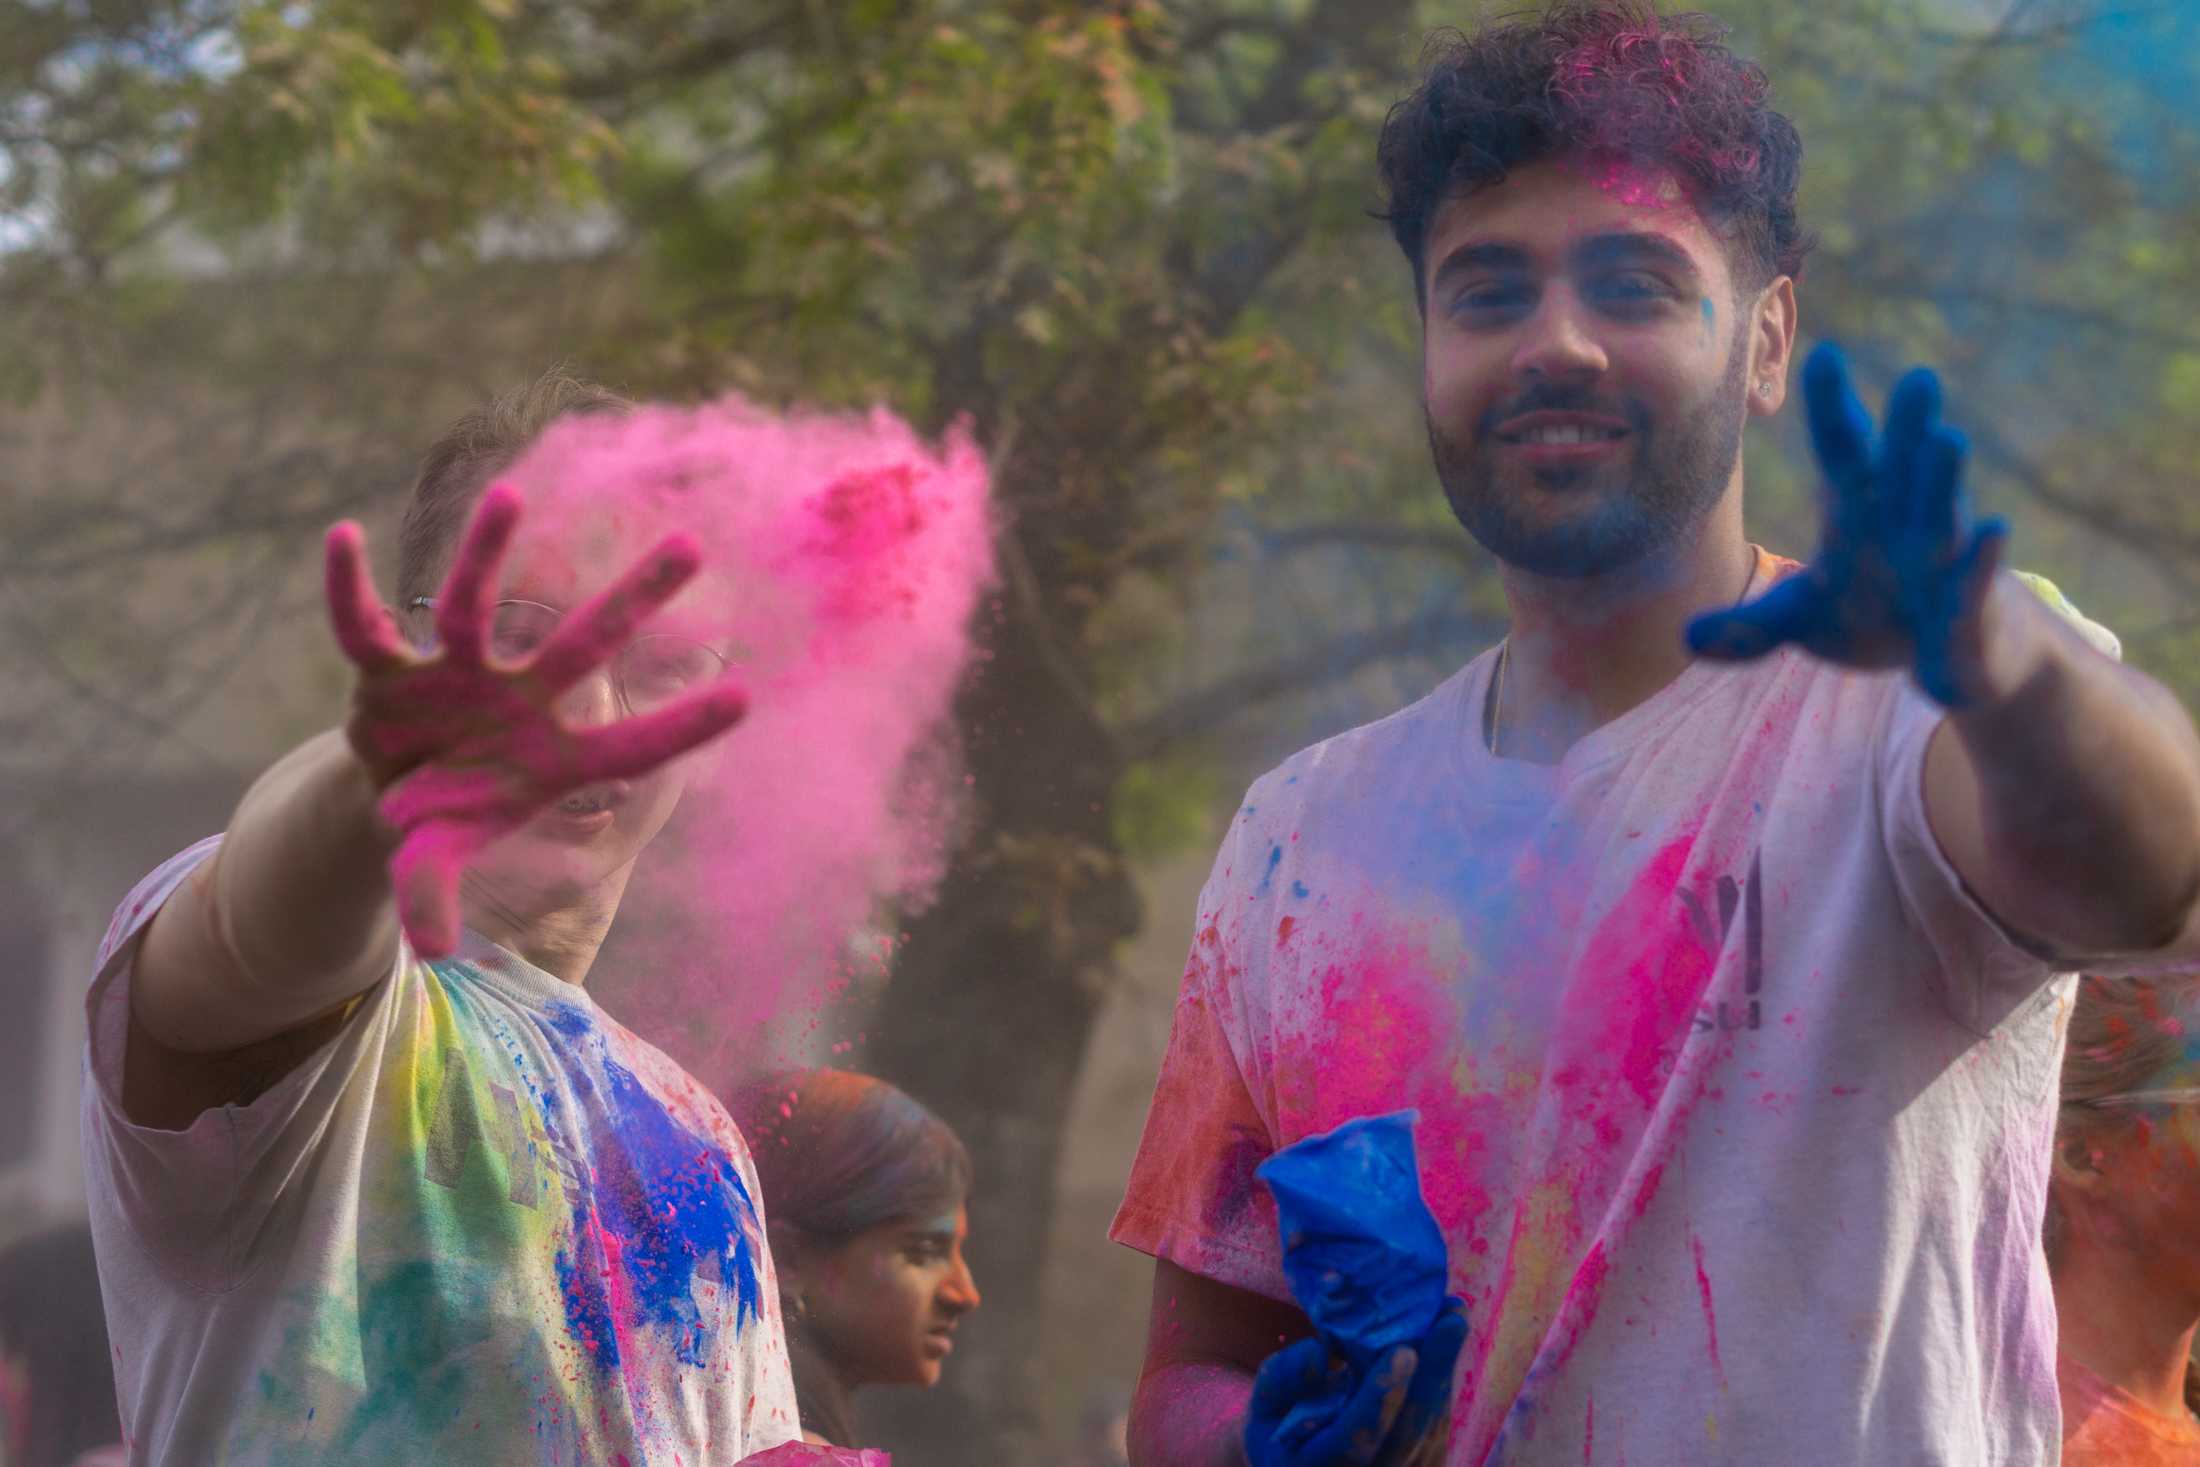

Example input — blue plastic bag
[1256,1110,1449,1376]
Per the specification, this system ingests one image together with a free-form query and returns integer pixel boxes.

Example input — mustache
[1475,385,1650,437]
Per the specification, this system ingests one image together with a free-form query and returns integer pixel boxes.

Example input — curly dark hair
[1378,1,1812,296]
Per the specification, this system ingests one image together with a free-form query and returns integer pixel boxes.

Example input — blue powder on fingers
[1257,1110,1448,1374]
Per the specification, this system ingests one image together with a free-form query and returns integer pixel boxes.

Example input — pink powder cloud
[495,397,996,1075]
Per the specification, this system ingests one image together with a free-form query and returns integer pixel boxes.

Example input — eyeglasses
[405,597,730,714]
[2074,1088,2200,1109]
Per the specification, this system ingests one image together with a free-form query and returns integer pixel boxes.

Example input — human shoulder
[1238,657,1490,824]
[96,836,225,973]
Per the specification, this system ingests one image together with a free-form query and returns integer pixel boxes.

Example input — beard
[1427,333,1750,580]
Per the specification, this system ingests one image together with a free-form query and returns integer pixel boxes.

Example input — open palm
[1687,341,2006,707]
[324,484,748,957]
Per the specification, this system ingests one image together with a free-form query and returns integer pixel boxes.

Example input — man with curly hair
[1112,4,2200,1463]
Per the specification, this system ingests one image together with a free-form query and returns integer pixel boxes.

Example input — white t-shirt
[81,838,801,1465]
[1112,561,2073,1465]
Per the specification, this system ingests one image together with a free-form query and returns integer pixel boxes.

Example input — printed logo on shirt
[1684,851,1764,1033]
[425,1046,570,1210]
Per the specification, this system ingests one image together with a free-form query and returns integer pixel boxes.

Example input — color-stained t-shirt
[81,838,801,1466]
[1112,555,2075,1466]
[2060,1353,2200,1466]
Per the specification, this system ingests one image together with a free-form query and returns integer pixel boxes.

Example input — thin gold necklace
[1488,551,1759,758]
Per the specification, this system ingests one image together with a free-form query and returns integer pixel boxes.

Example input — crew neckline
[438,929,604,1017]
[1452,546,1790,785]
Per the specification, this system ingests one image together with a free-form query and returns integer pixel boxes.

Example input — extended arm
[1925,576,2200,955]
[1690,343,2200,957]
[121,488,746,1127]
[133,729,401,1060]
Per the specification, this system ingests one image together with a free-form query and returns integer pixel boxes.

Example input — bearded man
[1111,5,2200,1465]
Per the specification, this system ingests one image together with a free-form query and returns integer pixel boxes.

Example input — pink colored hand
[323,483,748,957]
[738,1445,891,1465]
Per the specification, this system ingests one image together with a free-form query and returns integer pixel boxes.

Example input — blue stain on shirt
[1290,880,1310,901]
[1256,842,1283,896]
[539,1003,765,1371]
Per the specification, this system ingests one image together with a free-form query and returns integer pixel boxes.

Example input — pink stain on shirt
[1466,824,1743,1457]
[1281,917,1504,1254]
[592,1214,642,1379]
[1562,830,1718,1113]
[1689,1230,1725,1385]
[1539,1238,1612,1378]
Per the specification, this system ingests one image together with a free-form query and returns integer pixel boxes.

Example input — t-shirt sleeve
[1109,809,1290,1303]
[1874,678,2059,1033]
[80,836,406,1293]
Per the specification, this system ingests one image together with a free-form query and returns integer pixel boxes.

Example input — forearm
[1129,1360,1252,1467]
[1944,574,2200,953]
[135,728,403,1051]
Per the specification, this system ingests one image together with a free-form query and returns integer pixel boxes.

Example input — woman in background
[734,1069,981,1449]
[2047,973,2200,1464]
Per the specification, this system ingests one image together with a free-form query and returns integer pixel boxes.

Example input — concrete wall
[0,770,244,1243]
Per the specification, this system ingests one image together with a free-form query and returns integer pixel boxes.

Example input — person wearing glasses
[2048,972,2200,1465]
[77,372,805,1465]
[400,598,729,735]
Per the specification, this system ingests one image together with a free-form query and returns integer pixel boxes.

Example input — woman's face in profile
[807,1206,981,1387]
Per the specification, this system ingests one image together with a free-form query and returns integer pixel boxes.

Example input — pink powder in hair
[490,397,994,1077]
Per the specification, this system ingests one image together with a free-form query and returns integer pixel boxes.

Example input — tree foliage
[7,0,2200,1454]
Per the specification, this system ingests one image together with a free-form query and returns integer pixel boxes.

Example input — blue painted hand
[1685,341,2007,706]
[1243,1298,1468,1467]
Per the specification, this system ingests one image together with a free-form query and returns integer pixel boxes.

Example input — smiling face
[799,1207,980,1388]
[1419,155,1794,580]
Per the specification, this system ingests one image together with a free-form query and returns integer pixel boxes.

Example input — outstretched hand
[324,484,748,957]
[1686,341,2007,706]
[1244,1299,1467,1467]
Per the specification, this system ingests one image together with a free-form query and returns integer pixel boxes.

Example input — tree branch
[1841,342,2200,592]
[1843,271,2200,358]
[565,11,804,104]
[1965,419,2200,593]
[1122,604,1499,758]
[1,448,399,579]
[1253,520,1481,567]
[1914,8,2160,49]
[1173,0,1417,327]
